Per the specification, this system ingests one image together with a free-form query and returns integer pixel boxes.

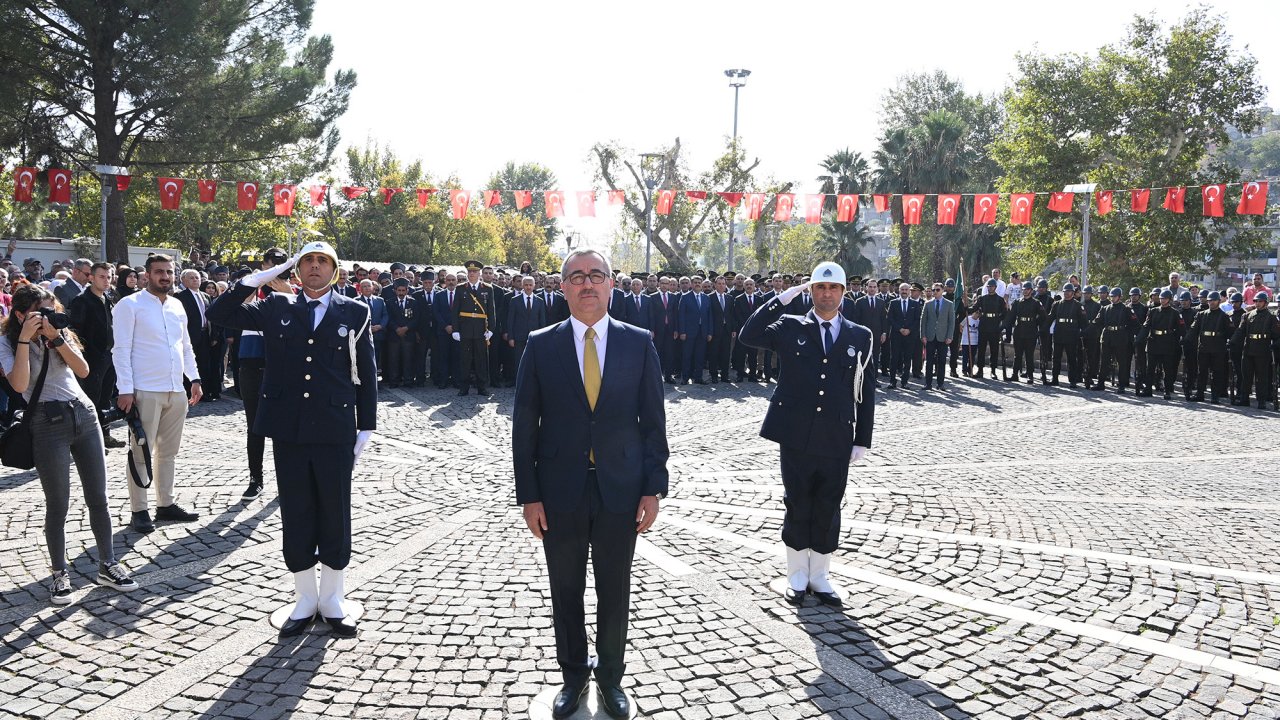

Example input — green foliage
[485,162,560,243]
[992,9,1269,289]
[815,149,873,275]
[773,223,827,274]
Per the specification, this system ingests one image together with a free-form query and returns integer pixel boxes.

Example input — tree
[485,162,560,243]
[991,9,1269,289]
[0,1,355,261]
[816,149,873,275]
[872,129,916,277]
[592,137,758,273]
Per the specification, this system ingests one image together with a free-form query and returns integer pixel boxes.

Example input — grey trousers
[31,399,115,571]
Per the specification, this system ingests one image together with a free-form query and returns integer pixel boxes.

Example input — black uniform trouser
[949,323,962,373]
[239,358,266,479]
[707,332,731,380]
[413,331,431,384]
[1134,348,1149,390]
[1241,353,1274,404]
[1053,336,1082,383]
[779,445,849,554]
[273,440,353,573]
[459,336,489,389]
[489,337,505,387]
[1037,333,1053,379]
[910,339,923,376]
[974,333,1000,374]
[1012,337,1037,378]
[925,340,948,385]
[432,332,458,387]
[510,340,528,381]
[878,335,892,375]
[1231,349,1245,399]
[542,471,637,689]
[1099,344,1132,389]
[1150,352,1179,393]
[731,336,758,379]
[1181,344,1197,396]
[1197,351,1228,398]
[656,329,676,377]
[387,332,415,384]
[1084,337,1101,385]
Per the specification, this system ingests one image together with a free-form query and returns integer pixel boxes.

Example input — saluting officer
[738,261,876,609]
[207,241,377,638]
[452,259,496,396]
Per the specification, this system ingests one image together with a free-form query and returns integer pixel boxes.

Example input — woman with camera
[0,285,137,604]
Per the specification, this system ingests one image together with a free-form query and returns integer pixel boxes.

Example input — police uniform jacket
[1008,297,1045,339]
[1189,307,1231,354]
[1082,298,1103,341]
[738,298,875,457]
[1143,305,1183,354]
[207,283,377,445]
[1096,303,1137,348]
[973,293,1006,335]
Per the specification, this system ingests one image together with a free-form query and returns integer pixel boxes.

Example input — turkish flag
[1162,186,1185,213]
[13,167,36,202]
[1009,193,1035,225]
[1047,192,1074,213]
[803,194,824,224]
[545,191,566,218]
[483,190,501,209]
[309,185,327,206]
[1201,184,1225,217]
[416,188,437,208]
[1095,190,1113,216]
[198,180,218,203]
[607,189,626,206]
[237,182,260,211]
[47,169,71,204]
[655,189,676,215]
[382,188,403,206]
[773,193,795,221]
[273,185,297,216]
[973,194,998,224]
[513,190,532,210]
[449,189,471,219]
[872,194,891,213]
[1131,189,1150,213]
[686,190,708,201]
[1238,181,1268,215]
[901,194,924,225]
[744,193,766,220]
[717,191,743,207]
[836,194,859,222]
[115,175,132,192]
[157,178,185,211]
[937,194,960,225]
[341,186,369,200]
[576,191,596,217]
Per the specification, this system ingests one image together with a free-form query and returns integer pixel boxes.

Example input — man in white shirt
[112,254,202,533]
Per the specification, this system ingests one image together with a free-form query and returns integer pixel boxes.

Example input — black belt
[1152,330,1168,335]
[1058,318,1074,323]
[1201,331,1218,337]
[1106,326,1122,331]
[1019,317,1035,321]
[984,313,1000,318]
[1249,334,1267,339]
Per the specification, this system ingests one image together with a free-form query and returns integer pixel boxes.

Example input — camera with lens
[98,405,127,425]
[263,249,292,281]
[37,307,70,330]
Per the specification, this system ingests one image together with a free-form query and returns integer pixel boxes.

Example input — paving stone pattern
[0,376,1277,719]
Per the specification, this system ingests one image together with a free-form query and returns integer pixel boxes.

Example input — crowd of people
[2,239,1278,609]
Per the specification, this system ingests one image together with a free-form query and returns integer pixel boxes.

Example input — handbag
[0,347,52,469]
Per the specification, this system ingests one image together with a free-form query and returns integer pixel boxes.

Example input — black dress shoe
[321,614,358,637]
[783,587,806,606]
[155,504,199,522]
[278,613,313,638]
[476,387,489,395]
[131,510,154,534]
[458,388,469,396]
[551,682,588,719]
[811,590,844,608]
[597,685,631,719]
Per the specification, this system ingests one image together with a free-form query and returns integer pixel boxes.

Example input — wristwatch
[47,336,65,349]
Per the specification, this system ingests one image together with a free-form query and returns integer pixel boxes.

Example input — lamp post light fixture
[724,69,750,272]
[639,152,667,273]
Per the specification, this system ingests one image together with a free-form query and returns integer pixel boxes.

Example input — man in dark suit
[431,272,461,388]
[67,261,124,447]
[541,278,569,326]
[207,241,377,639]
[607,283,628,321]
[175,268,216,399]
[707,276,733,382]
[652,276,679,382]
[738,261,875,608]
[851,287,888,387]
[505,275,546,380]
[622,277,656,337]
[731,278,762,381]
[514,249,668,720]
[677,281,711,385]
[54,258,91,307]
[410,271,436,387]
[385,278,419,387]
[886,282,922,388]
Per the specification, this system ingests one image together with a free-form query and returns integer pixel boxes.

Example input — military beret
[1160,289,1173,299]
[1063,283,1075,292]
[1179,291,1192,302]
[1257,292,1271,302]
[420,270,436,281]
[1082,285,1094,293]
[464,259,483,270]
[1231,292,1244,303]
[1110,287,1124,297]
[393,277,410,288]
[987,278,999,287]
[1129,287,1141,295]
[944,278,955,288]
[1021,281,1033,290]
[1207,291,1221,301]
[1037,279,1049,289]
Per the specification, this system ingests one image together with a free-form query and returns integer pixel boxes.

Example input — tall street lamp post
[640,152,666,273]
[724,69,750,273]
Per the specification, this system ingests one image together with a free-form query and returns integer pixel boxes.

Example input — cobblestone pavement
[0,374,1277,719]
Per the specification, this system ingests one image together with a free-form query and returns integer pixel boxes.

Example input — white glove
[451,332,461,342]
[353,430,373,466]
[850,445,868,463]
[483,330,493,341]
[241,254,296,288]
[778,281,811,306]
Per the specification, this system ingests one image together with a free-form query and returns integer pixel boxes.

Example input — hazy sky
[310,0,1278,240]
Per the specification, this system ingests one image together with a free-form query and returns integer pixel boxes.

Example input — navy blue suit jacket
[623,293,657,333]
[505,293,547,343]
[432,289,459,334]
[888,297,922,336]
[851,294,889,339]
[512,318,669,515]
[207,284,377,444]
[677,291,711,336]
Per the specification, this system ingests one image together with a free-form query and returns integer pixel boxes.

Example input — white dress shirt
[568,314,608,381]
[112,289,200,394]
[301,288,332,330]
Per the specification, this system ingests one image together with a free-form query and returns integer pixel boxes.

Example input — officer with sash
[207,241,377,638]
[452,259,496,396]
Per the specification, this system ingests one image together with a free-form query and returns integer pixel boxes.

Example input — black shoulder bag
[0,347,52,469]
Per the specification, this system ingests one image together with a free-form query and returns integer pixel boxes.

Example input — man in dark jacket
[67,262,124,447]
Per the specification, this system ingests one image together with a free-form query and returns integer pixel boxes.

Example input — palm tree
[872,129,915,278]
[816,149,873,274]
[910,110,972,279]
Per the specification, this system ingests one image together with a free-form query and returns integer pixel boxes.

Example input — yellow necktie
[584,328,600,462]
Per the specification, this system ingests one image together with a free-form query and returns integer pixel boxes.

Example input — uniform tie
[822,321,833,355]
[584,327,601,462]
[307,300,320,331]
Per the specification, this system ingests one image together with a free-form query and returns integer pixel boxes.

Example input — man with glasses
[920,283,955,390]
